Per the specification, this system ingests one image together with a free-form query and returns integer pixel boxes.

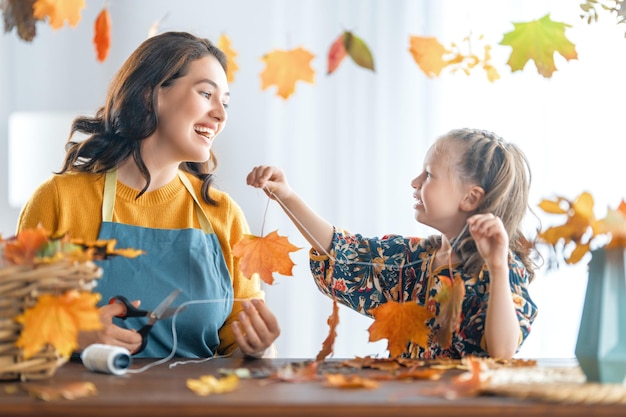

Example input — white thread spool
[81,343,132,375]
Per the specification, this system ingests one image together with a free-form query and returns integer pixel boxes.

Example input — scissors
[108,289,181,354]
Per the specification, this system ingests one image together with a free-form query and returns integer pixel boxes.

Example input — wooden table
[0,357,624,417]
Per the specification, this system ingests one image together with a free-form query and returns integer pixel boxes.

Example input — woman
[18,31,279,358]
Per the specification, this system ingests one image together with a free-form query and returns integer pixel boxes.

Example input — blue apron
[94,170,234,358]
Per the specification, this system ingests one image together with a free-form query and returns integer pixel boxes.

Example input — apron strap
[102,170,214,233]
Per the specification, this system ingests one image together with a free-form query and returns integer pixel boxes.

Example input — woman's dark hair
[59,31,228,204]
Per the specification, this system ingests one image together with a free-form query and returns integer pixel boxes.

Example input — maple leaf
[499,14,578,78]
[3,225,49,265]
[33,0,85,30]
[433,273,466,348]
[186,374,239,396]
[217,33,239,83]
[15,290,102,359]
[367,300,434,358]
[408,36,450,78]
[1,0,40,42]
[22,381,97,401]
[232,230,301,285]
[260,47,315,99]
[315,298,339,361]
[93,7,111,63]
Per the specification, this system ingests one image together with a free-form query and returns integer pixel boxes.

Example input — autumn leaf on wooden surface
[15,290,102,358]
[271,361,319,382]
[93,7,110,63]
[260,47,315,99]
[419,356,483,399]
[316,298,339,361]
[499,14,578,78]
[232,230,301,285]
[1,0,40,42]
[186,374,239,396]
[217,33,239,83]
[33,0,85,30]
[22,381,97,401]
[433,273,465,349]
[367,300,434,358]
[324,373,379,389]
[327,31,375,74]
[408,36,450,78]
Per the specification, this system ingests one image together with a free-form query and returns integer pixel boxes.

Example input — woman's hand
[77,300,144,354]
[231,299,280,358]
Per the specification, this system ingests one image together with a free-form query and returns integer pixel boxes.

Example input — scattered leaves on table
[186,374,239,396]
[23,381,97,401]
[270,361,319,383]
[33,0,85,30]
[324,373,379,389]
[93,6,110,62]
[260,47,315,99]
[14,290,102,358]
[232,230,301,285]
[315,298,339,361]
[499,13,578,78]
[367,300,435,358]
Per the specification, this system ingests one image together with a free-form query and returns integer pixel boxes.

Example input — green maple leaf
[499,14,578,78]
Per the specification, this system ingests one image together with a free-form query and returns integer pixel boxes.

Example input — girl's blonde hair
[426,128,536,281]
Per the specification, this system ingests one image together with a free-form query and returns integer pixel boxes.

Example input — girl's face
[152,55,229,164]
[410,140,473,237]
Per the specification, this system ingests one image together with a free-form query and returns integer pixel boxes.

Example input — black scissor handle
[109,295,149,318]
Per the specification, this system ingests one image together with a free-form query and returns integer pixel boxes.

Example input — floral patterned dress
[309,228,538,359]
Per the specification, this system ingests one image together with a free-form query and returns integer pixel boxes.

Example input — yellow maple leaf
[187,374,239,396]
[217,33,239,83]
[33,0,85,30]
[368,300,435,358]
[408,36,450,78]
[232,230,301,285]
[15,290,102,358]
[260,47,315,99]
[499,14,578,78]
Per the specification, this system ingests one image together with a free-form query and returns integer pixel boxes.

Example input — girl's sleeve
[16,177,60,233]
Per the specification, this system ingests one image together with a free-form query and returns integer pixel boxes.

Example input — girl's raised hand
[467,213,509,271]
[246,166,292,201]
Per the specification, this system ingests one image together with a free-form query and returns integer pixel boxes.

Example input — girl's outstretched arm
[467,213,520,359]
[246,166,334,254]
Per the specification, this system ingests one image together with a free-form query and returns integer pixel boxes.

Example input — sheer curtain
[2,0,624,359]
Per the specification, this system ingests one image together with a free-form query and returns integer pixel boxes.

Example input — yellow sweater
[17,171,263,355]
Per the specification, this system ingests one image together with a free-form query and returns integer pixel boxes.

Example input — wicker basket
[0,260,102,381]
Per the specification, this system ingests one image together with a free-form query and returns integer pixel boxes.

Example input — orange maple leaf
[433,273,466,348]
[260,47,315,99]
[33,0,85,30]
[15,290,102,359]
[2,225,49,265]
[93,7,111,63]
[217,33,239,83]
[316,298,339,361]
[408,36,450,78]
[232,230,301,285]
[368,300,434,358]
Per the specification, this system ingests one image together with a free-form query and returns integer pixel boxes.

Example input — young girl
[246,128,537,359]
[17,32,279,359]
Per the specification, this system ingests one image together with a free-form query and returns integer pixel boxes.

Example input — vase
[575,248,626,383]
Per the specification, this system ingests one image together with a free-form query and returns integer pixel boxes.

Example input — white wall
[1,0,625,359]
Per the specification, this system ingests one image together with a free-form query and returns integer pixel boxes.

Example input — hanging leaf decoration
[327,31,375,74]
[217,33,239,83]
[260,47,315,99]
[327,33,347,74]
[93,7,110,63]
[232,230,302,285]
[315,298,339,361]
[367,300,434,358]
[433,273,466,348]
[499,13,578,78]
[1,0,40,42]
[15,290,102,359]
[32,0,85,30]
[408,36,450,78]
